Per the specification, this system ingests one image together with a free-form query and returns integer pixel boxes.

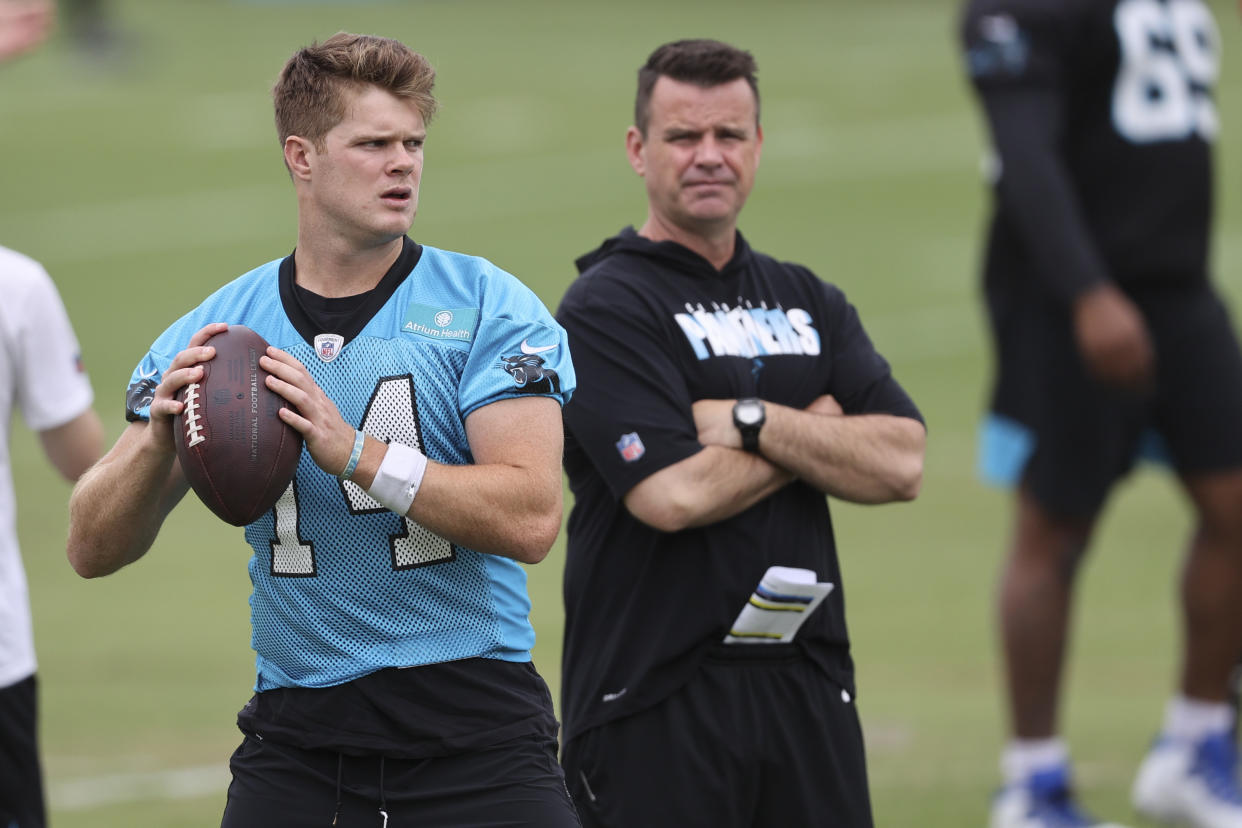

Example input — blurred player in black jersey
[962,1,1242,827]
[557,39,926,828]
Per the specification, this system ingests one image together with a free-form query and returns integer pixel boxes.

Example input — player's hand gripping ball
[173,325,302,526]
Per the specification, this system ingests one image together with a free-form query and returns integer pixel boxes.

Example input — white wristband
[367,442,427,515]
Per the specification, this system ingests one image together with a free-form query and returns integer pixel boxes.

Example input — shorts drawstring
[331,752,343,826]
[327,752,392,826]
[378,755,389,828]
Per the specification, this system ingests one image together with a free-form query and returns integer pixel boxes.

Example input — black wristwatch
[732,398,766,452]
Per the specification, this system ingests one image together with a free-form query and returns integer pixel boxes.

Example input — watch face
[736,400,763,425]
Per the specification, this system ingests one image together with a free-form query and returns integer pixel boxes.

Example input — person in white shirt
[0,244,103,828]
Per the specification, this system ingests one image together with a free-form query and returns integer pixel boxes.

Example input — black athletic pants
[0,675,45,828]
[220,729,580,827]
[562,644,873,827]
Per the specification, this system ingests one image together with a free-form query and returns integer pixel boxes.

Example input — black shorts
[220,728,579,828]
[561,644,873,828]
[979,280,1242,517]
[0,674,45,828]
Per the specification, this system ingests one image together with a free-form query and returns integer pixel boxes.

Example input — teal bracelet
[338,429,365,480]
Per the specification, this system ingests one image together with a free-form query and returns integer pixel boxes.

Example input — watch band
[733,398,765,453]
[740,422,760,452]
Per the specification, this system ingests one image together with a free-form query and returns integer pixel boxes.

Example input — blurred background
[2,0,1240,824]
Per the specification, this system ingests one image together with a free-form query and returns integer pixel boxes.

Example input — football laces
[183,383,206,448]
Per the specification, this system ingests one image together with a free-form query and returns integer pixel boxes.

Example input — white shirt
[0,245,93,689]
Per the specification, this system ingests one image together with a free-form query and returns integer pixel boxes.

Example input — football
[173,325,302,526]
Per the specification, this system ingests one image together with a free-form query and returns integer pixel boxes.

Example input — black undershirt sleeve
[977,84,1111,303]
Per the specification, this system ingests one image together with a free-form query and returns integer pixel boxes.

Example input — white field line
[49,763,230,811]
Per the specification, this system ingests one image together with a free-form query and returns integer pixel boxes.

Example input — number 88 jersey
[960,0,1218,288]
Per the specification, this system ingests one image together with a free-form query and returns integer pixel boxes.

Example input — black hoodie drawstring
[378,755,389,828]
[331,753,343,826]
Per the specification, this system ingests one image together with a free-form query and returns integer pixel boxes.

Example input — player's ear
[284,136,314,181]
[625,125,646,177]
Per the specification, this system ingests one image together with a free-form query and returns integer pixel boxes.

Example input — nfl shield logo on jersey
[314,333,345,363]
[616,432,645,463]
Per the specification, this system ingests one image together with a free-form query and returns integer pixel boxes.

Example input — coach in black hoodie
[555,38,926,828]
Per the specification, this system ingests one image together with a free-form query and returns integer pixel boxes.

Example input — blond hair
[273,32,437,148]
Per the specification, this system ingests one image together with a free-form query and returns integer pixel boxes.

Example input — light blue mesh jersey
[126,242,575,691]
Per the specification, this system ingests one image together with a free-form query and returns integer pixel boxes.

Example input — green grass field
[2,0,1241,824]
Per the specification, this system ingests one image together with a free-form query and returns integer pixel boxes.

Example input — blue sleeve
[123,261,286,422]
[458,267,576,417]
[123,314,205,422]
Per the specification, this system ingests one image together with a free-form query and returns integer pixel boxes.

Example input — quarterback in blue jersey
[66,33,580,827]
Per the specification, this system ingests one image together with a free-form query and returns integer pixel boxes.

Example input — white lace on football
[183,382,205,448]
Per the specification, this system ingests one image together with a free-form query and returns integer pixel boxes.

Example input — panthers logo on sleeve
[965,13,1031,80]
[497,339,561,395]
[124,369,160,421]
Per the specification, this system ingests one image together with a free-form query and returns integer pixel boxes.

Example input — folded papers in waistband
[723,565,834,644]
